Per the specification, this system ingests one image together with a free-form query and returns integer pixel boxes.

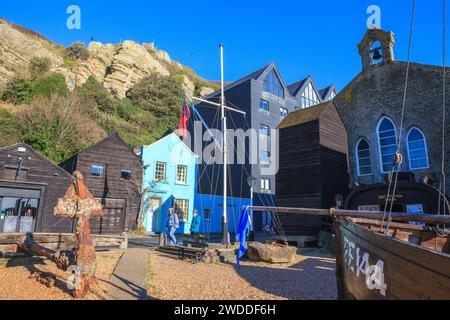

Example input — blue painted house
[141,132,251,238]
[140,133,198,234]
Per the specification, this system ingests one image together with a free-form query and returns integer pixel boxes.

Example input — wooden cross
[54,171,104,298]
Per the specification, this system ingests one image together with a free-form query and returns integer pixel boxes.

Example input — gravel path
[0,251,123,300]
[148,249,337,300]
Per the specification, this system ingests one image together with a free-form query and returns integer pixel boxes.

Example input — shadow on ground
[5,256,73,295]
[100,274,152,300]
[235,250,337,300]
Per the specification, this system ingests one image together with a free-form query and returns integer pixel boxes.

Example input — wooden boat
[334,217,450,299]
[250,206,450,300]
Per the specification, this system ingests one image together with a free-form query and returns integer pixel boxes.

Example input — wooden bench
[179,233,210,242]
[157,245,206,263]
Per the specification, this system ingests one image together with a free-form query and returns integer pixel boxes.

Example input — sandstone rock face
[0,18,215,98]
[0,19,63,88]
[247,242,296,263]
[103,40,170,98]
[182,75,195,97]
[78,42,116,84]
[155,50,172,64]
[200,86,215,97]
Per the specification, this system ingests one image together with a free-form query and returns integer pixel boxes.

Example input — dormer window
[301,83,320,108]
[263,70,284,98]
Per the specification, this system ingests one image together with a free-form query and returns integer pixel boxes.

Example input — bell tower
[358,28,395,70]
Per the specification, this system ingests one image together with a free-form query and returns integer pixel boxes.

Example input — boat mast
[220,44,230,245]
[190,45,246,246]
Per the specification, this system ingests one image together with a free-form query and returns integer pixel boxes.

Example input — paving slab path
[105,248,149,300]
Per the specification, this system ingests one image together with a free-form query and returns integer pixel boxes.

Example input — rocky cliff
[0,18,215,98]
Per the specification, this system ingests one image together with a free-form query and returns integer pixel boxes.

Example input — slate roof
[287,76,310,96]
[319,84,337,100]
[278,101,334,129]
[205,64,270,99]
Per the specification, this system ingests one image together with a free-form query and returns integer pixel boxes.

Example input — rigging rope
[439,0,448,217]
[383,0,417,234]
[225,99,288,243]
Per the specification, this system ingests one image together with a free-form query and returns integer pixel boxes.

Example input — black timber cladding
[276,102,349,236]
[60,134,143,234]
[0,143,72,233]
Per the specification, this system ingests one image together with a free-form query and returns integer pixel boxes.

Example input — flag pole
[220,44,230,245]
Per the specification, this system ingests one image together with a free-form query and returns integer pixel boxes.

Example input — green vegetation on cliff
[0,72,185,162]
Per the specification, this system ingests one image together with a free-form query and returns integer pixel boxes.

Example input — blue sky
[1,1,447,90]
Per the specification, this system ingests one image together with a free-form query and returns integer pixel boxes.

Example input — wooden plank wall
[60,135,143,233]
[0,144,73,233]
[276,121,325,235]
[276,103,350,236]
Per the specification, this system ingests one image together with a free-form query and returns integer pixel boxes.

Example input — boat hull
[334,218,450,300]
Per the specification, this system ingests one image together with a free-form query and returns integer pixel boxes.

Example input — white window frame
[91,164,104,178]
[176,165,187,184]
[259,99,270,112]
[406,127,430,171]
[280,107,288,119]
[376,116,398,174]
[260,178,271,192]
[356,138,373,176]
[155,161,166,181]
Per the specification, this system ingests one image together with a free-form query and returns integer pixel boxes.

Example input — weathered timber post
[53,171,104,298]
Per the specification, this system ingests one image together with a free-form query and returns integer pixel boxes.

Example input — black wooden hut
[276,101,349,236]
[0,143,72,233]
[60,134,143,234]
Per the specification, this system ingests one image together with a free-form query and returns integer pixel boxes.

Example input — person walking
[190,209,201,238]
[165,207,179,245]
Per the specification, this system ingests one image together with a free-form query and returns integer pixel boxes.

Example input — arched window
[407,128,429,170]
[356,139,373,176]
[377,117,398,173]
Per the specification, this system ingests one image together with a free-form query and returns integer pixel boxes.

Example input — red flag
[178,101,191,137]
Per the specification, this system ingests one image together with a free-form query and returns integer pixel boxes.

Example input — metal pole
[220,44,230,245]
[250,184,254,232]
[249,206,450,225]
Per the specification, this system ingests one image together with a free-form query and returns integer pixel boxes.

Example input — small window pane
[176,165,187,184]
[91,165,104,177]
[260,99,269,112]
[280,107,288,119]
[261,178,271,191]
[155,162,166,181]
[121,169,131,180]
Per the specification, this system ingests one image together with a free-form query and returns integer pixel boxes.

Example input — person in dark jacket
[190,209,201,237]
